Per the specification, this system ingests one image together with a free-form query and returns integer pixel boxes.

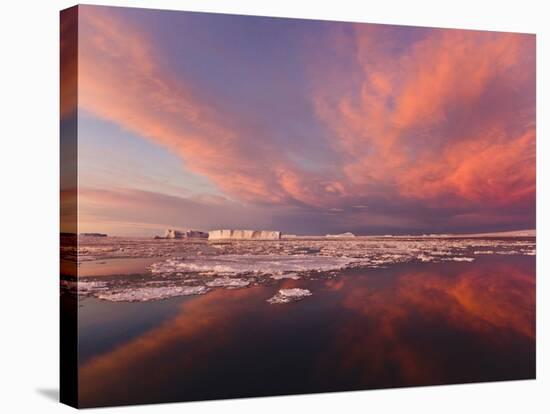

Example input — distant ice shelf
[157,229,208,239]
[325,232,356,238]
[208,229,281,240]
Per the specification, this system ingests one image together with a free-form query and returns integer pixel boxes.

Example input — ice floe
[445,257,475,262]
[150,255,360,277]
[270,273,301,280]
[206,277,250,288]
[96,285,209,302]
[267,288,312,304]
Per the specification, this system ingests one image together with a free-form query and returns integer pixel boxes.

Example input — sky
[62,5,536,236]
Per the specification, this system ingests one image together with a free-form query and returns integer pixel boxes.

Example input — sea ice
[150,255,359,277]
[270,272,301,280]
[206,277,250,288]
[72,234,535,304]
[267,288,312,304]
[446,257,475,262]
[96,285,209,302]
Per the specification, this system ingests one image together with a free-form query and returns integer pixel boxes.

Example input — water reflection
[79,288,265,406]
[78,256,535,407]
[321,258,535,389]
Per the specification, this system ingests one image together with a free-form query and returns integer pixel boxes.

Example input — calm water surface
[76,254,535,407]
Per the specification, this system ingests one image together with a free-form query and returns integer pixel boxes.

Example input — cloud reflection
[78,259,534,406]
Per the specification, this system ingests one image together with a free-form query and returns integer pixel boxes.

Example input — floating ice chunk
[151,260,238,275]
[270,273,301,280]
[446,257,475,262]
[78,280,108,292]
[62,279,109,295]
[417,254,434,262]
[97,285,209,302]
[267,288,312,304]
[206,277,250,288]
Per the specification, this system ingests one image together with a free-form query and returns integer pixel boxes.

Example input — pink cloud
[77,7,342,208]
[60,7,78,118]
[314,26,535,208]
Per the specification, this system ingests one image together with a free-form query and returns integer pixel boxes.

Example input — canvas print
[60,5,536,408]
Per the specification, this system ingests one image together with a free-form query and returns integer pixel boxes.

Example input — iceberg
[208,229,281,240]
[163,229,208,239]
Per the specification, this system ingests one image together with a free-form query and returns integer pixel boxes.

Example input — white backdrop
[0,0,547,412]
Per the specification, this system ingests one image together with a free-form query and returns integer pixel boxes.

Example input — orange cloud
[314,26,535,206]
[398,127,535,203]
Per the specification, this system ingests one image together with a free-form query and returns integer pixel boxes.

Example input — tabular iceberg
[163,229,209,239]
[208,229,281,240]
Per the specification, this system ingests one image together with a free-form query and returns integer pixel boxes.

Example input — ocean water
[63,236,536,407]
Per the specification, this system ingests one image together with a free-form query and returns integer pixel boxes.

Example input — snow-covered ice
[150,255,360,277]
[96,285,209,302]
[267,288,312,304]
[206,277,250,288]
[271,273,301,280]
